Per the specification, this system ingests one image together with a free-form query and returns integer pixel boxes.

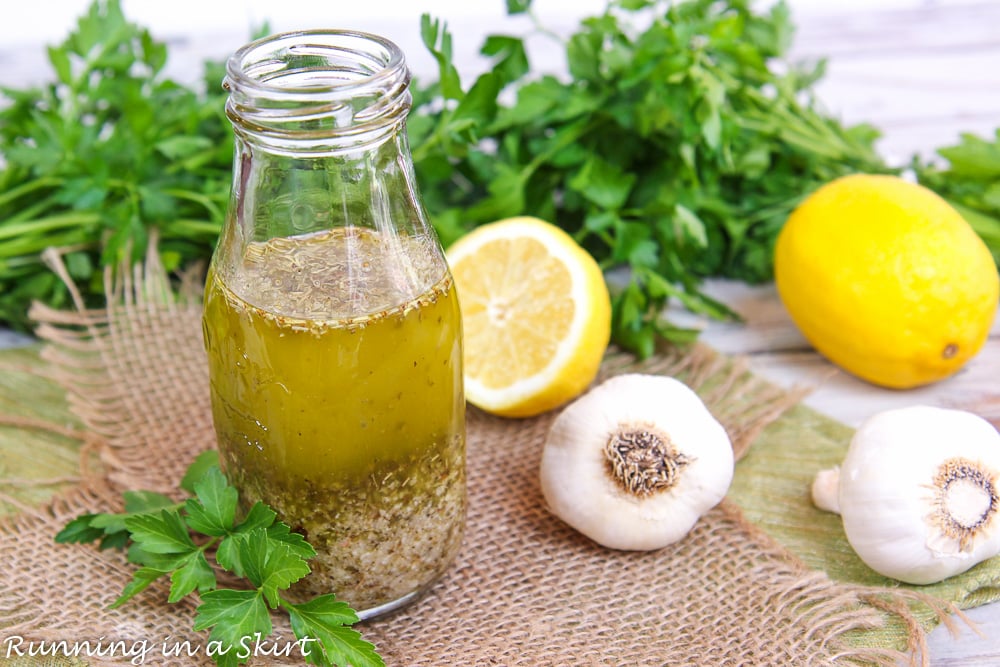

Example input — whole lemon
[774,174,999,389]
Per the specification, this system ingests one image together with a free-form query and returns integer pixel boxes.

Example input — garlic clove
[837,405,1000,585]
[811,466,841,514]
[539,374,734,551]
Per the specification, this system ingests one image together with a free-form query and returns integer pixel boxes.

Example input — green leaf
[64,251,94,280]
[195,589,272,664]
[674,204,709,247]
[140,29,168,74]
[628,239,659,268]
[127,543,188,570]
[87,512,130,540]
[285,595,384,667]
[216,537,243,577]
[124,490,177,514]
[109,567,168,609]
[505,0,532,15]
[216,502,280,575]
[613,282,656,359]
[765,1,795,54]
[237,528,312,608]
[566,28,603,82]
[481,36,529,85]
[951,201,1000,264]
[99,530,131,551]
[53,177,108,211]
[569,157,636,211]
[155,135,213,160]
[938,133,1000,178]
[238,501,279,532]
[652,319,700,344]
[55,514,104,544]
[618,0,654,9]
[583,210,619,234]
[47,45,73,85]
[184,466,238,536]
[124,509,197,554]
[495,77,559,128]
[180,451,222,494]
[168,551,216,603]
[983,182,1000,210]
[699,102,722,151]
[420,14,463,101]
[612,220,654,266]
[451,72,500,131]
[217,519,313,584]
[59,489,177,547]
[467,163,528,220]
[138,185,178,222]
[264,521,318,561]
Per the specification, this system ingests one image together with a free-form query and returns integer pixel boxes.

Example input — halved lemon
[446,216,612,418]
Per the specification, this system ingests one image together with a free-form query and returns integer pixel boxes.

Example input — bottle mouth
[224,30,411,152]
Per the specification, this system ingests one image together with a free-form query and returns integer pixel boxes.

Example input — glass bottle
[202,30,466,619]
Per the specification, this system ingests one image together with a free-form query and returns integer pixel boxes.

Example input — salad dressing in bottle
[203,30,465,618]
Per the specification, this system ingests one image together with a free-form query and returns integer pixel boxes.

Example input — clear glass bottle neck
[223,30,412,157]
[215,28,446,317]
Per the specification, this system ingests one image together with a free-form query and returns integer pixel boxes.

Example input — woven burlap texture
[0,251,957,666]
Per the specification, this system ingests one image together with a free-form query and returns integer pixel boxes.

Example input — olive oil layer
[203,228,466,611]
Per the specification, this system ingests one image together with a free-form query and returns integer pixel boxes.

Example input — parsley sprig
[56,451,385,667]
[0,0,890,356]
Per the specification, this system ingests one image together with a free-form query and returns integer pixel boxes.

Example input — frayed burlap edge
[0,247,968,666]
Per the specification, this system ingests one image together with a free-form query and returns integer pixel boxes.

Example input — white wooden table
[3,0,1000,664]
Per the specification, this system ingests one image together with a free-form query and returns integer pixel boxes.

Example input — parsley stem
[162,188,226,220]
[163,219,223,236]
[5,193,62,225]
[0,255,46,270]
[0,229,94,259]
[0,213,101,242]
[527,9,565,45]
[0,176,64,208]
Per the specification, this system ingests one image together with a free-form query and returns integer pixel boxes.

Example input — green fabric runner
[0,346,82,512]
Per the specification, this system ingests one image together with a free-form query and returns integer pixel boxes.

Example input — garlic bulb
[813,405,1000,585]
[539,374,734,551]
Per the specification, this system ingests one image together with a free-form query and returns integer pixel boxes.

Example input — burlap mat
[0,249,971,666]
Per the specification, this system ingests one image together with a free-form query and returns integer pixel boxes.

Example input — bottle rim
[223,29,411,151]
[225,29,407,102]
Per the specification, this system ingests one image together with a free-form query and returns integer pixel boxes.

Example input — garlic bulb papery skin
[539,374,734,551]
[838,405,1000,585]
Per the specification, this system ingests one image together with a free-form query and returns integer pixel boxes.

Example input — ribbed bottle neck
[223,30,412,156]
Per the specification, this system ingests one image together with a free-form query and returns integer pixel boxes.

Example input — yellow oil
[202,227,465,611]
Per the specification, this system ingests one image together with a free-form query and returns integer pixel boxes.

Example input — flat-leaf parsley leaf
[56,452,385,667]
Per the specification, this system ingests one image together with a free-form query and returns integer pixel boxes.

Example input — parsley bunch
[0,0,233,329]
[56,452,384,667]
[0,0,921,355]
[410,0,890,355]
